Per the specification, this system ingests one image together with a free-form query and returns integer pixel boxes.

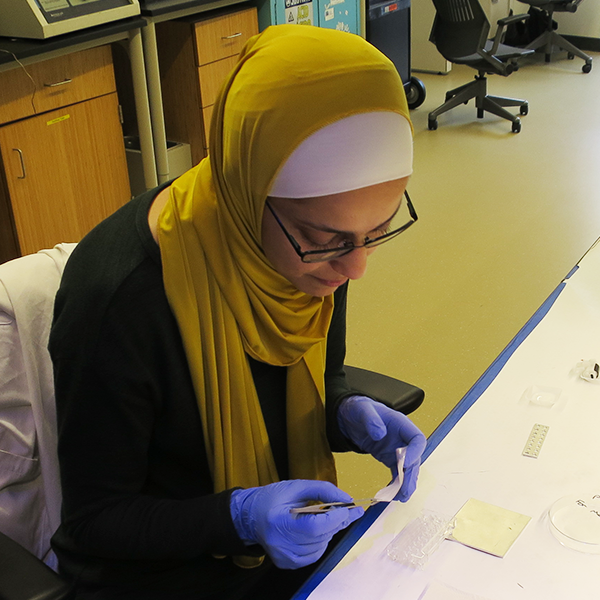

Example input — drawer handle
[221,32,242,40]
[44,78,73,88]
[12,148,26,179]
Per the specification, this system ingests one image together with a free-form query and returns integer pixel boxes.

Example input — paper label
[285,0,314,25]
[47,114,70,126]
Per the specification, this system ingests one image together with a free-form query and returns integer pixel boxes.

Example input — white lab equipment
[0,0,140,39]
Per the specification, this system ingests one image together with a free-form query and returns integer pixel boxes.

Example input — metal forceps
[290,498,379,514]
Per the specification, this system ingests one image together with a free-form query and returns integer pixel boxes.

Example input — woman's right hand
[230,480,364,569]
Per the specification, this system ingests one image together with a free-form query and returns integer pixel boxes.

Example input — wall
[555,0,600,38]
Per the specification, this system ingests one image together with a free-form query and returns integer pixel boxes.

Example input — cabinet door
[197,54,239,108]
[0,92,130,256]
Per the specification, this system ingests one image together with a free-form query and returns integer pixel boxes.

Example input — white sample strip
[374,447,407,502]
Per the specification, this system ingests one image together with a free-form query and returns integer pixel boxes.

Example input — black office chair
[428,0,535,133]
[516,0,592,72]
[0,532,72,600]
[0,249,424,600]
[345,365,424,415]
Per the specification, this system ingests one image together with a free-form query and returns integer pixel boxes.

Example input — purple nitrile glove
[338,395,427,502]
[230,479,364,569]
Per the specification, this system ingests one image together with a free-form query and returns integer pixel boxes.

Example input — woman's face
[261,177,409,297]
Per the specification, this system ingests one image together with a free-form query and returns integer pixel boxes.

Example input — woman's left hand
[337,395,427,502]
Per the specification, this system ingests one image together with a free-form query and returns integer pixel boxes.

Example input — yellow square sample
[447,498,531,558]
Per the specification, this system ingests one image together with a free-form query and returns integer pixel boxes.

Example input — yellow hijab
[157,25,411,495]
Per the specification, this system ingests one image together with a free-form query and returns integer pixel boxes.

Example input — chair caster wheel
[568,53,575,60]
[583,62,592,73]
[512,119,521,133]
[520,103,529,116]
[428,118,438,131]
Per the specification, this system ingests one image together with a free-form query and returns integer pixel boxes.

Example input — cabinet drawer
[193,7,258,66]
[197,55,239,108]
[0,46,116,126]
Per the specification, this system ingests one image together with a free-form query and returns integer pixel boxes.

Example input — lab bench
[0,17,152,264]
[0,1,255,263]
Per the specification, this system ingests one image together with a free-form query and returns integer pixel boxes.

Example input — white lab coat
[0,244,76,570]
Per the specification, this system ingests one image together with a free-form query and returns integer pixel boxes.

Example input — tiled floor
[337,49,600,497]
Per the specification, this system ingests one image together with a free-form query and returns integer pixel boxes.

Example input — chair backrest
[0,244,76,571]
[518,0,582,12]
[430,0,491,60]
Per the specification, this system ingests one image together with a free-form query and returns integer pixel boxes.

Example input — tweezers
[290,498,379,514]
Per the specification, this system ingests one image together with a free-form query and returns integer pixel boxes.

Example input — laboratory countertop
[138,0,223,17]
[0,16,146,67]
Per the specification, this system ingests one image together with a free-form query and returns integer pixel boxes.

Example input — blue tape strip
[293,269,575,599]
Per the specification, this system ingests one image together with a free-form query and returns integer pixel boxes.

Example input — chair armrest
[496,13,530,28]
[0,532,72,600]
[344,365,424,416]
[491,13,530,55]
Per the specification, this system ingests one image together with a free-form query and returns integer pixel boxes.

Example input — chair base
[526,29,592,71]
[428,74,528,133]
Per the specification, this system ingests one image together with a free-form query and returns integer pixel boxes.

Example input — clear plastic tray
[519,385,565,410]
[386,510,454,569]
[548,492,600,554]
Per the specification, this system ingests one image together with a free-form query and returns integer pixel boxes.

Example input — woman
[49,24,426,599]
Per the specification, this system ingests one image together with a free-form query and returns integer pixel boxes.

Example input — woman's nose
[330,246,373,280]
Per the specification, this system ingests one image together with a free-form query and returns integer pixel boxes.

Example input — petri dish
[548,492,600,554]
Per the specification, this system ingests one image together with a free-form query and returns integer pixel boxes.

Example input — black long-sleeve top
[49,184,355,599]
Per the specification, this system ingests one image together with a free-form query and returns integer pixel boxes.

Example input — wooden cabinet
[156,6,258,165]
[0,45,131,263]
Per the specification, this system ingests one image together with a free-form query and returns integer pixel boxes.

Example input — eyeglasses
[265,190,418,263]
